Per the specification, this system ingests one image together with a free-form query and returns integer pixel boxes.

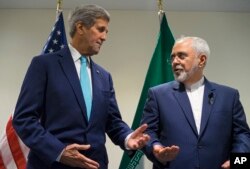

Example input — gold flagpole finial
[157,0,165,23]
[157,0,164,14]
[56,0,63,13]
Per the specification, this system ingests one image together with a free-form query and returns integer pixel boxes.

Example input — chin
[175,73,188,82]
[93,48,101,55]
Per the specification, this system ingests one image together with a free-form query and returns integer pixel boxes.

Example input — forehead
[93,18,109,26]
[172,39,194,53]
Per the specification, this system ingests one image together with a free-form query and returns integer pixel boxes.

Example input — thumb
[66,144,91,151]
[76,144,91,151]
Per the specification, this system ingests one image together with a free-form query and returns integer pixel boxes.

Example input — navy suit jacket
[141,79,250,169]
[13,47,132,169]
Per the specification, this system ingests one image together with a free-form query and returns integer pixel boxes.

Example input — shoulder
[208,80,238,93]
[206,79,239,98]
[31,47,70,64]
[34,46,70,58]
[150,81,176,93]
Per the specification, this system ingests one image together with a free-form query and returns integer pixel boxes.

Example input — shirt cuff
[56,149,64,162]
[124,132,133,150]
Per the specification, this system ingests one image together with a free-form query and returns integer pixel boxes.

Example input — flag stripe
[6,117,26,169]
[0,154,6,169]
[17,137,29,159]
[0,118,18,169]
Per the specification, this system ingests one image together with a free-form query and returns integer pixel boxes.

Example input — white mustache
[174,65,183,70]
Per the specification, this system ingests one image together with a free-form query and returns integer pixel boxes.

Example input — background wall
[0,9,249,168]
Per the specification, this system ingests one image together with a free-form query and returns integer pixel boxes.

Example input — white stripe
[0,130,17,169]
[18,137,29,160]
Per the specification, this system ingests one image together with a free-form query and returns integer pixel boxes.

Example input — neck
[70,39,90,56]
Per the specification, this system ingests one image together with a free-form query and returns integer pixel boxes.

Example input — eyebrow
[171,52,188,57]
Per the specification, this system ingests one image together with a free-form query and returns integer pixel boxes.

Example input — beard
[174,63,199,83]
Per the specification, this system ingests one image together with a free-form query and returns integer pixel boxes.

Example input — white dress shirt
[68,44,92,94]
[185,77,205,134]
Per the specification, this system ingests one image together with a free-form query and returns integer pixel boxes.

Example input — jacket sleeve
[140,88,170,168]
[105,73,133,150]
[12,57,65,166]
[231,90,250,152]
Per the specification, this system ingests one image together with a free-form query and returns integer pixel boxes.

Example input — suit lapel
[172,82,199,137]
[57,48,88,123]
[88,61,99,123]
[199,79,215,137]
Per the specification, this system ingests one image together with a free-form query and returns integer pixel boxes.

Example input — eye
[98,27,108,34]
[177,52,187,60]
[170,54,175,62]
[170,52,188,62]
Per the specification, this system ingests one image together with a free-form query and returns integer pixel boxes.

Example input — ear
[75,21,85,35]
[198,54,207,67]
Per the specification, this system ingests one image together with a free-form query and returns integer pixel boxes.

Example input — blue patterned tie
[80,56,92,120]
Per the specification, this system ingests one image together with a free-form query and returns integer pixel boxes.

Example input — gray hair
[68,4,110,38]
[175,36,210,62]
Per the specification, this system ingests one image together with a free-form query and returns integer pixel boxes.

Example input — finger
[131,124,148,138]
[82,159,100,169]
[83,162,99,169]
[170,145,180,153]
[66,143,90,150]
[141,133,150,142]
[75,144,91,151]
[160,146,179,155]
[77,153,100,168]
[137,134,150,143]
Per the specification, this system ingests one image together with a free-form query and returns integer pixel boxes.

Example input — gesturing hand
[126,124,150,150]
[153,144,180,164]
[60,143,100,169]
[221,160,230,169]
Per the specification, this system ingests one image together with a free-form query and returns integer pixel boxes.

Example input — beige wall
[0,9,249,168]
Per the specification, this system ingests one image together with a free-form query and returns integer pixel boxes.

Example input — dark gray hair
[175,36,210,62]
[68,4,110,38]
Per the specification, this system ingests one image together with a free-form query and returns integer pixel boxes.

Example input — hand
[126,124,150,150]
[221,160,230,169]
[153,144,179,164]
[60,143,100,169]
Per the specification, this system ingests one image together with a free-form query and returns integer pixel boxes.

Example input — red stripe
[6,116,27,169]
[0,153,6,169]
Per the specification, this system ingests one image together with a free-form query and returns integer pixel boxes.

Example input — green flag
[119,13,175,169]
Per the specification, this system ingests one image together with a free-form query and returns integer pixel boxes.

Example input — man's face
[81,19,109,56]
[171,39,201,84]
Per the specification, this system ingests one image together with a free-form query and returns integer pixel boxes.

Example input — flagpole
[56,0,63,15]
[157,0,165,22]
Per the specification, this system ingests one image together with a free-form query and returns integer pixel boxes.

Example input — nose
[101,32,107,41]
[171,56,180,64]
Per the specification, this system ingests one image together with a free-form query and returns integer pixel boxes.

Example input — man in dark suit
[141,36,250,169]
[12,4,149,169]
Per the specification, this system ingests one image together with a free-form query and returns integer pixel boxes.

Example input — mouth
[96,41,102,47]
[174,69,182,75]
[173,65,183,74]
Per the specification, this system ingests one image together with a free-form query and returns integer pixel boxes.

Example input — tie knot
[80,56,87,64]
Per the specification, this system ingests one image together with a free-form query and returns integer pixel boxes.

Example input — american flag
[0,11,67,169]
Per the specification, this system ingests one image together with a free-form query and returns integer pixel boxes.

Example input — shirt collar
[68,43,90,64]
[185,76,205,91]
